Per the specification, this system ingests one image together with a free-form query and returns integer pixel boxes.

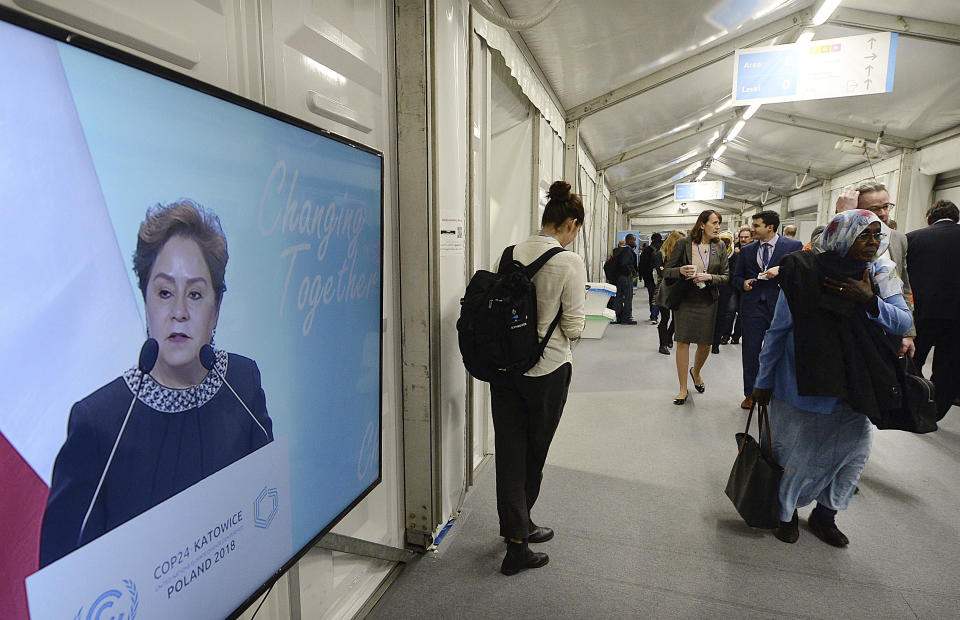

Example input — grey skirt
[673,288,718,344]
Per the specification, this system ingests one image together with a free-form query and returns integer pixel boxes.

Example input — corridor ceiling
[496,0,960,216]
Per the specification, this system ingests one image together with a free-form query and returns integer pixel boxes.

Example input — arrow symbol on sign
[864,52,878,61]
[865,78,873,88]
[868,37,877,49]
[865,65,873,76]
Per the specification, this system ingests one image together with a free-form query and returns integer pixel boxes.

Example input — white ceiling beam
[917,123,960,148]
[702,172,787,195]
[597,111,736,170]
[616,179,681,202]
[753,110,918,149]
[611,152,708,192]
[694,201,741,215]
[621,186,759,208]
[828,8,960,46]
[566,9,811,122]
[621,191,675,209]
[719,151,831,179]
[623,195,676,216]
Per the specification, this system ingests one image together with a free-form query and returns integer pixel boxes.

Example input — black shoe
[720,336,730,345]
[773,511,799,543]
[658,345,671,355]
[673,393,688,405]
[711,344,720,354]
[689,368,705,393]
[503,524,553,544]
[527,525,554,544]
[731,339,739,345]
[621,319,638,325]
[501,541,549,575]
[808,510,849,547]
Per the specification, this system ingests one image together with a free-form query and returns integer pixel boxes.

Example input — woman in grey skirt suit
[662,210,730,404]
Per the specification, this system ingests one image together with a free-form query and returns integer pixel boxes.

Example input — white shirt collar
[761,233,779,247]
[934,218,957,225]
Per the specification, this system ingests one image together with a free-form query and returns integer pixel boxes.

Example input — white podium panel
[27,438,292,620]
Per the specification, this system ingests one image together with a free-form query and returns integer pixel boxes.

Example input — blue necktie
[760,243,771,268]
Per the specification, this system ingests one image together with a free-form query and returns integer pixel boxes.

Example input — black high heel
[690,368,705,393]
[673,393,688,405]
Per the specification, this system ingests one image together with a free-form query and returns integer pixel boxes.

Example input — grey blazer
[662,237,730,301]
[887,228,915,338]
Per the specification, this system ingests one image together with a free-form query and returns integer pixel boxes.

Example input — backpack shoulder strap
[496,245,515,274]
[523,246,565,278]
[537,304,564,358]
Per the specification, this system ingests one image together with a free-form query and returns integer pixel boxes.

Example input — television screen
[0,9,383,619]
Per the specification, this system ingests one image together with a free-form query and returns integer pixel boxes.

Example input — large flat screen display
[0,9,382,619]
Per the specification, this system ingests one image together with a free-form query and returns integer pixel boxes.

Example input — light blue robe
[754,290,912,521]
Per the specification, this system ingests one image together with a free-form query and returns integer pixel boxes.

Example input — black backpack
[603,255,617,284]
[457,245,565,383]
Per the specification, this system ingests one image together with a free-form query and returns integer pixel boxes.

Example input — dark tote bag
[725,403,784,529]
[867,355,939,432]
[658,277,691,310]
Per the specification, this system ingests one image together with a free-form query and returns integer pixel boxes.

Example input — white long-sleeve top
[494,234,586,376]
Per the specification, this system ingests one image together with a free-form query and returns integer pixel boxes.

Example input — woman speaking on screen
[39,200,274,568]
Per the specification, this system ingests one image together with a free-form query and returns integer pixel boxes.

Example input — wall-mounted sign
[675,181,725,202]
[439,216,465,256]
[733,32,897,105]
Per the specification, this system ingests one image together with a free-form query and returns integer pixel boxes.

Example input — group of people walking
[472,178,957,575]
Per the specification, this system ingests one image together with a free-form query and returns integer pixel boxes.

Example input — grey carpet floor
[370,293,960,619]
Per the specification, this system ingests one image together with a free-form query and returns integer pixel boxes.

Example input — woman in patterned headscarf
[750,210,912,547]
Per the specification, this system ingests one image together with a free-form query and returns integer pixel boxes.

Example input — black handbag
[659,277,692,310]
[725,403,784,529]
[867,355,939,432]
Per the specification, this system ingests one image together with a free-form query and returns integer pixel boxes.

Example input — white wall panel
[261,0,388,147]
[434,0,470,526]
[4,0,256,98]
[489,45,534,258]
[469,33,492,469]
[490,118,534,254]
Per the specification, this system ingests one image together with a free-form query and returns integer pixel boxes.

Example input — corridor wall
[489,50,535,261]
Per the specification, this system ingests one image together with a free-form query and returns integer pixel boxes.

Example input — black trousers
[713,285,736,346]
[642,274,659,320]
[490,363,572,539]
[614,275,634,321]
[916,319,960,418]
[657,307,674,346]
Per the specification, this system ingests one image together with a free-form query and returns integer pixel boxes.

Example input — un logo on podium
[76,579,138,620]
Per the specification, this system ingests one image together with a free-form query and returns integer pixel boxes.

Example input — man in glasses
[836,181,916,357]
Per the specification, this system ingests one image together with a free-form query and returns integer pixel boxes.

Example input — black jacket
[612,245,638,279]
[906,220,960,322]
[779,251,903,420]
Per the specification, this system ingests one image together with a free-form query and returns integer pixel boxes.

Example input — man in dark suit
[906,200,960,418]
[611,234,639,325]
[732,210,803,408]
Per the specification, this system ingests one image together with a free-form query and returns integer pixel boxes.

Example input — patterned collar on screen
[123,348,228,413]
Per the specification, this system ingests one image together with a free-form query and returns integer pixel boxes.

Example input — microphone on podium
[78,338,159,544]
[200,344,269,440]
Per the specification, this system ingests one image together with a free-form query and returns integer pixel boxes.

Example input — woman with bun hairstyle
[661,210,729,404]
[491,180,586,576]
